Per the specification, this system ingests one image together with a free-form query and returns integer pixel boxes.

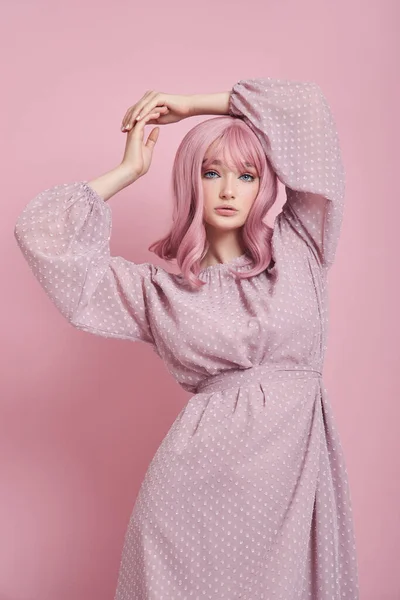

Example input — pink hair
[148,115,278,290]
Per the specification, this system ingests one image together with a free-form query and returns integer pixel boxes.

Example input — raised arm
[228,77,346,270]
[14,175,157,346]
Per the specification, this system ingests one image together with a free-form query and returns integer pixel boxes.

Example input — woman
[14,77,360,599]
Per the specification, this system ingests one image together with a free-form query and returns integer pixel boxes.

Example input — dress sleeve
[14,181,156,345]
[228,77,346,269]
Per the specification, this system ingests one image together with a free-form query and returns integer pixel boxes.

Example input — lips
[215,206,238,211]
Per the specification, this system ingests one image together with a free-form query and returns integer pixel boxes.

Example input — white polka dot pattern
[14,77,359,599]
[229,77,346,271]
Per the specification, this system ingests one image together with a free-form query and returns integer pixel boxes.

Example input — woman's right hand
[121,92,192,131]
[120,110,161,182]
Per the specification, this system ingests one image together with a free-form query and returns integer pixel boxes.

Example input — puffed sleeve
[228,77,346,270]
[14,181,157,345]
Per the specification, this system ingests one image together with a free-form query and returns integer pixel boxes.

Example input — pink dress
[14,77,359,599]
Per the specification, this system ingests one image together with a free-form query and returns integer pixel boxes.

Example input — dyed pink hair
[148,115,278,290]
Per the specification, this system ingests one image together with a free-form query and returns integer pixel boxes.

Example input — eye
[203,170,218,178]
[240,173,255,182]
[202,170,256,182]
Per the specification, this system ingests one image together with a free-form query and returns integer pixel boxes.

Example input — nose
[220,191,235,200]
[219,177,236,199]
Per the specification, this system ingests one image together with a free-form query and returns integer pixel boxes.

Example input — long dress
[14,77,360,599]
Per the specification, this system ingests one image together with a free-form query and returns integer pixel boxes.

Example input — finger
[121,106,134,125]
[130,112,159,136]
[121,104,139,129]
[125,110,161,132]
[121,91,155,130]
[146,127,160,148]
[127,106,168,129]
[125,92,160,128]
[135,94,165,122]
[144,108,167,121]
[141,111,161,124]
[121,102,161,132]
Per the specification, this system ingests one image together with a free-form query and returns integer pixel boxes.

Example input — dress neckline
[198,253,252,274]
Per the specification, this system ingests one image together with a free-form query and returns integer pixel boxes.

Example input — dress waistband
[195,364,323,394]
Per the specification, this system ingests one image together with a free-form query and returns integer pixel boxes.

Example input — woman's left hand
[121,92,193,131]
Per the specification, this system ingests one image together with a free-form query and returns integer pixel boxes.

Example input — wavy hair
[148,115,278,290]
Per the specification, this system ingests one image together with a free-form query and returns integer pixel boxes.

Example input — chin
[205,214,245,227]
[207,220,242,231]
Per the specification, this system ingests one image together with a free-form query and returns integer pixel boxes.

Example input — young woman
[14,77,360,599]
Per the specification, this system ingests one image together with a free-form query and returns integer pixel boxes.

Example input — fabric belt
[195,364,323,395]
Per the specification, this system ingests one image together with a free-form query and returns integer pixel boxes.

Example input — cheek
[201,185,215,209]
[243,186,259,208]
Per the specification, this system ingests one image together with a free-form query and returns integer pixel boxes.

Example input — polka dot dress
[14,77,360,599]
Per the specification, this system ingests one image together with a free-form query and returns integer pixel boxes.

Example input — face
[201,154,260,231]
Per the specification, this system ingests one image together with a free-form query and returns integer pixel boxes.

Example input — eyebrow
[202,158,256,170]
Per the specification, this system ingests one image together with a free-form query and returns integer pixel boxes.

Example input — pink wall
[2,0,399,598]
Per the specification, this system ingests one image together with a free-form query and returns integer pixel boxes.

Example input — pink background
[2,1,399,598]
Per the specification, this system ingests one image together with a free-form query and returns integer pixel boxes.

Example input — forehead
[202,158,256,169]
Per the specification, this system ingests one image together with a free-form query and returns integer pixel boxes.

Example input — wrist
[116,164,139,187]
[189,92,231,117]
[87,165,138,203]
